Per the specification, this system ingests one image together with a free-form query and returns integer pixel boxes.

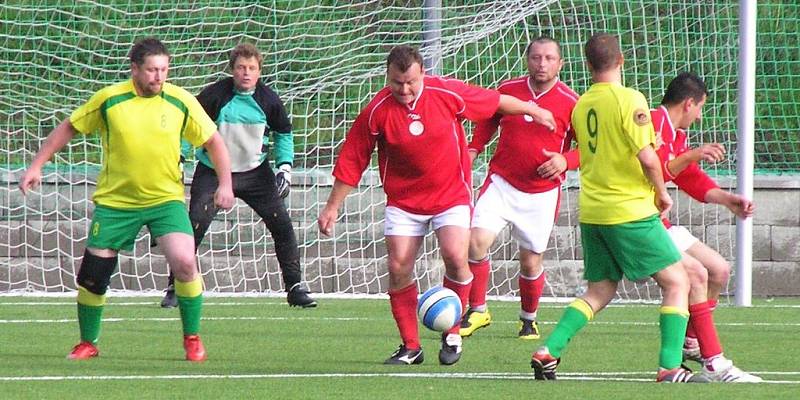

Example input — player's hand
[275,164,291,199]
[317,205,338,237]
[527,105,556,131]
[18,166,43,195]
[726,194,755,219]
[692,143,726,164]
[214,183,234,210]
[537,149,567,181]
[655,189,673,219]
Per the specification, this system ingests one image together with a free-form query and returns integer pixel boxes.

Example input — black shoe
[287,286,317,308]
[384,345,424,365]
[518,318,540,340]
[160,285,177,309]
[438,333,462,365]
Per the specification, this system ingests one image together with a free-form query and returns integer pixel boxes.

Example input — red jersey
[651,106,719,228]
[333,75,501,215]
[469,77,579,193]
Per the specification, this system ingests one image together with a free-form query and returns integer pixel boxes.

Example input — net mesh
[1,1,797,300]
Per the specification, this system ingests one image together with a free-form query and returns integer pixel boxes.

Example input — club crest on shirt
[633,108,650,126]
[409,120,424,136]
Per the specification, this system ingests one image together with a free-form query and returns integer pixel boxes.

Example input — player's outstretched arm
[637,145,672,217]
[496,94,555,131]
[705,188,754,219]
[318,179,355,237]
[667,143,725,176]
[19,119,77,195]
[202,132,235,210]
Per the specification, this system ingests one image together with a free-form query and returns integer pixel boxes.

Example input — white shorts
[667,225,700,252]
[384,205,471,237]
[471,174,560,253]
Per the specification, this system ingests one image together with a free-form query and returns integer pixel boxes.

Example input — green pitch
[0,297,798,399]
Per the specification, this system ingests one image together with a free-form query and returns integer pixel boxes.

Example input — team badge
[633,108,650,126]
[409,120,424,136]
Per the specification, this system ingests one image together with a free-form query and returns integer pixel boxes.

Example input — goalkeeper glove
[275,164,291,199]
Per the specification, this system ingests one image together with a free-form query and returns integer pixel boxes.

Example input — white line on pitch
[0,372,797,384]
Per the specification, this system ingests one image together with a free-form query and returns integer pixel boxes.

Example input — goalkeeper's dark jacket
[187,77,293,171]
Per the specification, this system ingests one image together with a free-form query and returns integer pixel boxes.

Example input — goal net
[1,1,796,301]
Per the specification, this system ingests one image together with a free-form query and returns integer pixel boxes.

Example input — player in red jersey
[653,72,761,383]
[317,45,556,366]
[460,37,579,340]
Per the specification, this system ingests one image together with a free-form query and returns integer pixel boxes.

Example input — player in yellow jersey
[19,38,234,362]
[530,33,707,383]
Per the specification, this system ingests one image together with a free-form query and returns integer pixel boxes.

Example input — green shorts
[87,201,192,251]
[581,214,681,282]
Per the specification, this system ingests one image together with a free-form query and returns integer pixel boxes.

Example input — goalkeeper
[160,43,317,309]
[19,37,234,362]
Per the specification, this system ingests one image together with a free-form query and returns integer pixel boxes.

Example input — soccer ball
[417,286,462,332]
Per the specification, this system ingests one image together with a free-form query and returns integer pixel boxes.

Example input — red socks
[689,300,723,359]
[443,275,472,335]
[389,283,420,349]
[467,258,490,309]
[519,271,546,316]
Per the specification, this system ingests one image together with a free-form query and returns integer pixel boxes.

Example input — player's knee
[170,253,197,274]
[76,249,118,295]
[440,250,468,271]
[684,257,708,286]
[658,262,691,296]
[707,260,731,288]
[468,236,491,260]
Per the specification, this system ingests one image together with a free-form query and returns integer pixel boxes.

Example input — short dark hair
[229,43,263,69]
[661,72,709,106]
[526,36,561,58]
[386,45,423,72]
[584,33,621,73]
[129,37,170,66]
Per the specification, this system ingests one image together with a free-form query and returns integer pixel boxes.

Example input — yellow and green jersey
[70,80,216,209]
[572,82,657,224]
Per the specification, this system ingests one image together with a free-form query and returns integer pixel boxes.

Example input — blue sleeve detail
[273,131,293,167]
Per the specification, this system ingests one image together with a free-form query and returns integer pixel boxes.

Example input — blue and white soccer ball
[417,286,462,332]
